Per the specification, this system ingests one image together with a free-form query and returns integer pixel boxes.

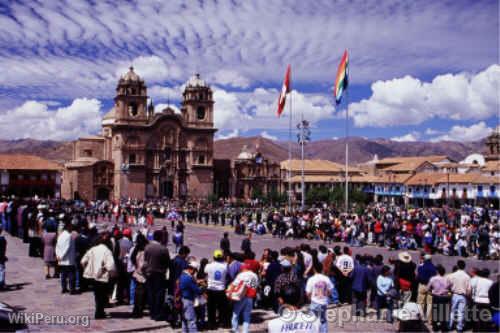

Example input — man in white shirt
[335,246,354,304]
[306,262,333,333]
[56,221,76,294]
[447,260,471,332]
[301,244,313,278]
[268,284,320,333]
[470,268,494,332]
[205,249,229,329]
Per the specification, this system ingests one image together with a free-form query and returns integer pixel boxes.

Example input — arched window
[128,102,138,116]
[197,106,206,120]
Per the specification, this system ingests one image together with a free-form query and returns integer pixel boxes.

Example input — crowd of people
[0,196,499,332]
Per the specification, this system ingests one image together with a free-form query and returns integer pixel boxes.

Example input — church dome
[237,145,253,160]
[103,107,116,120]
[121,66,143,83]
[186,73,208,88]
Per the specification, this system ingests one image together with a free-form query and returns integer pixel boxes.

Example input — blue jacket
[417,261,437,285]
[352,262,371,292]
[179,271,202,301]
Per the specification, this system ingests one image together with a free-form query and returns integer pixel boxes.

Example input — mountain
[0,136,485,165]
[0,139,73,163]
[216,136,484,164]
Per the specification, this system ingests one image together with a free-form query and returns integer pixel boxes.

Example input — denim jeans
[329,276,339,305]
[231,297,253,333]
[182,298,197,333]
[0,263,5,287]
[310,302,328,333]
[129,278,136,305]
[449,294,466,331]
[376,294,393,323]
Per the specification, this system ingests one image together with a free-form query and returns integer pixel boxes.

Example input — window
[164,147,171,161]
[83,149,92,157]
[128,102,138,116]
[129,153,137,164]
[197,106,205,120]
[198,155,205,164]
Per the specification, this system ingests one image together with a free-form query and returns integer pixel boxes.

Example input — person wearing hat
[394,251,416,305]
[204,249,229,329]
[274,259,299,301]
[179,259,203,332]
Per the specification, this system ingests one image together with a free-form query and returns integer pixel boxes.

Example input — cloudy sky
[0,0,498,142]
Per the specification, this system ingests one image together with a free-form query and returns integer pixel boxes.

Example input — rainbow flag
[334,49,349,105]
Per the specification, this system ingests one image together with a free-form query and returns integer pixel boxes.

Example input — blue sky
[0,0,498,142]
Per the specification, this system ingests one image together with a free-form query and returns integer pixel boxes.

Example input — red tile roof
[0,154,62,171]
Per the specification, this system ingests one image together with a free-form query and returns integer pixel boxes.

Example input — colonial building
[62,68,216,200]
[0,154,62,198]
[281,159,363,201]
[213,145,282,200]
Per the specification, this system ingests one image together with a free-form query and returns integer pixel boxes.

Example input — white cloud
[212,87,334,130]
[148,85,184,102]
[348,65,500,127]
[260,131,278,141]
[0,99,102,140]
[430,121,493,142]
[210,69,251,88]
[116,56,183,84]
[425,128,441,135]
[0,0,496,101]
[391,131,420,142]
[216,129,240,140]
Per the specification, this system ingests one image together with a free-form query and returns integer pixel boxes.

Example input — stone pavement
[1,219,495,332]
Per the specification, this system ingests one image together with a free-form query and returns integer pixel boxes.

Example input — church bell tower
[114,66,148,124]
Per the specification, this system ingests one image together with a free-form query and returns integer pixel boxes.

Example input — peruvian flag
[277,64,291,117]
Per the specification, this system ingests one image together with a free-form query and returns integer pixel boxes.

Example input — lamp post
[297,119,311,211]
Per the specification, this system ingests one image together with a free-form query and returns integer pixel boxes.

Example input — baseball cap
[213,249,224,259]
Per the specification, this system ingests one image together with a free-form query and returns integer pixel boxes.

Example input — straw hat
[398,251,412,263]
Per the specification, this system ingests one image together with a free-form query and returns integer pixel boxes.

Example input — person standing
[42,223,57,279]
[394,251,416,305]
[470,268,493,332]
[143,231,170,321]
[81,235,116,319]
[335,246,354,304]
[179,259,203,333]
[306,261,333,333]
[240,232,252,255]
[427,265,451,332]
[0,226,7,290]
[376,265,394,323]
[204,249,229,329]
[268,284,320,333]
[447,260,471,333]
[416,253,437,321]
[130,233,148,318]
[220,232,231,255]
[229,261,260,333]
[351,255,370,317]
[56,221,76,294]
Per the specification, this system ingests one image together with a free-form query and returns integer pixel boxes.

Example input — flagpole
[288,80,293,213]
[345,88,349,214]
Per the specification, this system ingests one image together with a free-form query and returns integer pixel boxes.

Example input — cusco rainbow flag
[334,49,349,105]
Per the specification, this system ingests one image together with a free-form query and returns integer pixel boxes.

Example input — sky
[0,0,498,142]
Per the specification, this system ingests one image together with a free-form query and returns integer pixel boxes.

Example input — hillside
[0,136,485,165]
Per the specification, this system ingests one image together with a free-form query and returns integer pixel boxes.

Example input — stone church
[62,67,216,200]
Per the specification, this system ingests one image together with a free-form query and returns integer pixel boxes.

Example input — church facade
[62,68,216,201]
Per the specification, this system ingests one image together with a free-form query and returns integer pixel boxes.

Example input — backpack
[226,279,247,301]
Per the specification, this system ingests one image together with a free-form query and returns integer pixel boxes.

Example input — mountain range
[0,136,485,165]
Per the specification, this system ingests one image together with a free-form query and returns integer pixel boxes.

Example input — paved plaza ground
[1,219,497,332]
